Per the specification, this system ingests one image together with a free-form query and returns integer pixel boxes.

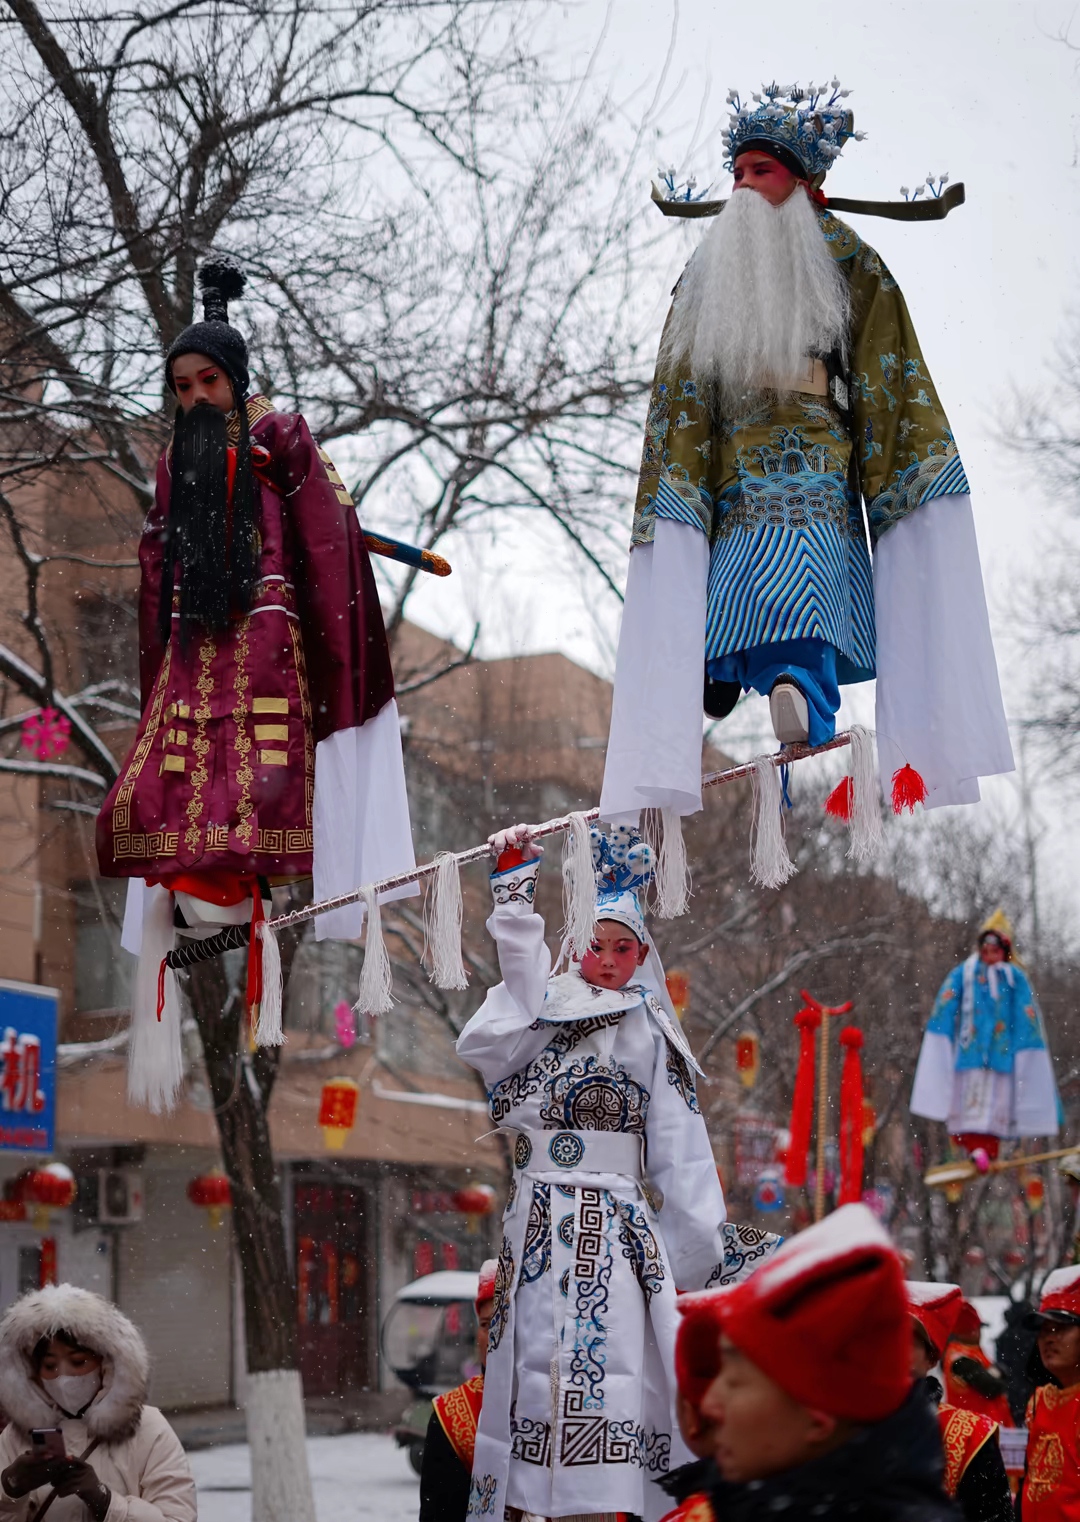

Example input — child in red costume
[907,1281,1012,1522]
[1021,1266,1080,1522]
[943,1300,1013,1427]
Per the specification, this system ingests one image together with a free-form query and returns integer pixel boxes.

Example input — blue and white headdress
[590,824,653,943]
[722,81,863,183]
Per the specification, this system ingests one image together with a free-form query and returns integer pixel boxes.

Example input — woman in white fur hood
[0,1283,195,1520]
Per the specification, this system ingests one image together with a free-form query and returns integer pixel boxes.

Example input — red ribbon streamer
[785,1006,822,1187]
[838,1025,865,1204]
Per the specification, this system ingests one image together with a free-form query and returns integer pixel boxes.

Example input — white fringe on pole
[847,724,885,864]
[750,755,796,889]
[128,884,185,1114]
[354,886,394,1016]
[562,811,597,958]
[255,922,285,1046]
[425,851,469,990]
[655,808,690,918]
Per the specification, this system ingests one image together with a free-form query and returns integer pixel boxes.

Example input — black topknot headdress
[164,255,250,397]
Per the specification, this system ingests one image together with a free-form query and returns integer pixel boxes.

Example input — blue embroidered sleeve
[926,964,964,1038]
[1012,969,1050,1052]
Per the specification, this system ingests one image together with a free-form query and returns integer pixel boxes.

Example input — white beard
[661,186,850,413]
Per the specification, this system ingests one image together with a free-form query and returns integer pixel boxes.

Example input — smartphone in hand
[30,1428,66,1460]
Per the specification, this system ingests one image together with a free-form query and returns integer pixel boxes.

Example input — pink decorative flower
[333,1000,357,1048]
[20,707,71,761]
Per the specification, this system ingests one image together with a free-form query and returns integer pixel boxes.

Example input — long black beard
[159,400,260,649]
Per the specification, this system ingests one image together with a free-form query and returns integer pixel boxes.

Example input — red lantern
[452,1183,497,1217]
[319,1078,359,1151]
[187,1170,232,1229]
[735,1032,759,1089]
[25,1164,75,1210]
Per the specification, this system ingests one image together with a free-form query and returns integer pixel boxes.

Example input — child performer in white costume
[456,823,777,1522]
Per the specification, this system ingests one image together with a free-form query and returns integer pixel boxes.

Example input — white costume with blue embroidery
[456,849,775,1522]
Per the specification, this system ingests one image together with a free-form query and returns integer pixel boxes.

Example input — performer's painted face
[979,935,1006,966]
[1037,1321,1080,1387]
[703,1338,848,1482]
[171,351,236,414]
[579,921,649,990]
[732,149,802,207]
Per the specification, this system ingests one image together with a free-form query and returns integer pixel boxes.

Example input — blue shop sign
[0,980,59,1153]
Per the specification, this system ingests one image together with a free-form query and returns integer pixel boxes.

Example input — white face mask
[47,1370,102,1416]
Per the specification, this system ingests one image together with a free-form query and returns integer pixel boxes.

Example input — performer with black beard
[97,258,415,1107]
[600,83,1012,829]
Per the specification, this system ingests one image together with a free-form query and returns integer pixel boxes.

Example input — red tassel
[891,764,927,815]
[838,1025,865,1205]
[246,887,265,1030]
[156,959,167,1021]
[785,1006,821,1187]
[824,776,853,821]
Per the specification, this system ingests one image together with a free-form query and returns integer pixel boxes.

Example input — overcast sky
[402,0,1080,933]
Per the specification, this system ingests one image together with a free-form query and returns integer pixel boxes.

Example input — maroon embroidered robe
[96,395,395,880]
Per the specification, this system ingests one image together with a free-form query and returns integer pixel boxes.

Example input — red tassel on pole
[838,1025,865,1205]
[785,1005,822,1187]
[824,776,853,821]
[891,764,927,815]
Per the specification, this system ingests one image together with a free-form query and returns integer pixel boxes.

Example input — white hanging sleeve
[750,755,796,890]
[561,811,597,958]
[354,885,395,1016]
[425,851,469,991]
[655,808,690,918]
[255,922,285,1046]
[847,724,885,864]
[127,884,185,1114]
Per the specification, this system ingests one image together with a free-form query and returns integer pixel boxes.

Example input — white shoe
[769,678,809,745]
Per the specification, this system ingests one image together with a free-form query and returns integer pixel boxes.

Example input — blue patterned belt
[501,1126,643,1179]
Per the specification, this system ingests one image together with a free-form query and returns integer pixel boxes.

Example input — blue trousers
[708,637,841,747]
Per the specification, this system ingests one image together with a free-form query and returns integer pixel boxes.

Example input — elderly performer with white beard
[600,83,1012,826]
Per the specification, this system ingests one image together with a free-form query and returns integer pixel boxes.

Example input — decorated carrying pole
[925,1144,1080,1193]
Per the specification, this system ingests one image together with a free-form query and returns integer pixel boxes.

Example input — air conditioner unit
[97,1169,144,1225]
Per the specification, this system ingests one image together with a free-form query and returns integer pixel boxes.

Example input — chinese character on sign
[0,983,58,1153]
[0,1030,45,1114]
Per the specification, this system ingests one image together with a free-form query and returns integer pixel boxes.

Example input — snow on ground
[190,1431,419,1522]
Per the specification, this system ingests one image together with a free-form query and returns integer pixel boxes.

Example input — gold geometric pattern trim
[112,642,173,835]
[166,701,190,720]
[112,831,180,860]
[316,445,355,508]
[254,724,288,742]
[252,697,289,714]
[227,394,276,445]
[259,749,288,766]
[111,827,310,861]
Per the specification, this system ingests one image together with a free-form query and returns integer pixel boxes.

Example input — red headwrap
[476,1258,498,1310]
[674,1289,729,1409]
[716,1203,910,1422]
[906,1281,963,1361]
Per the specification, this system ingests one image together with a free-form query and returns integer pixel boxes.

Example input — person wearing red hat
[1019,1265,1080,1522]
[419,1262,497,1522]
[908,1281,1012,1522]
[656,1292,727,1522]
[943,1302,1012,1428]
[696,1205,955,1522]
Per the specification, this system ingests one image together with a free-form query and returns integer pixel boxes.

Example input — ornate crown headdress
[590,824,653,942]
[722,80,864,182]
